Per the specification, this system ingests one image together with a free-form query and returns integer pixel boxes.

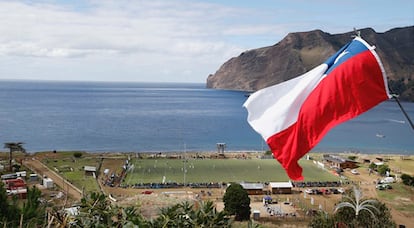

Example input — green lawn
[43,154,101,193]
[377,183,414,213]
[387,157,414,175]
[124,158,339,184]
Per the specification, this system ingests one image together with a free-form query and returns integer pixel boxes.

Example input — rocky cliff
[206,26,414,100]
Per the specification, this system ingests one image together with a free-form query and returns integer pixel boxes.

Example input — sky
[0,0,412,83]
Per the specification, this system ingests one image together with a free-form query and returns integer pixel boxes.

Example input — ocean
[0,80,413,154]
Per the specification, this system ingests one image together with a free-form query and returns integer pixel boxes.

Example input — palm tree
[152,204,181,227]
[76,192,118,227]
[151,201,231,228]
[120,206,148,227]
[334,186,380,226]
[4,142,26,171]
[195,200,230,227]
[22,186,45,225]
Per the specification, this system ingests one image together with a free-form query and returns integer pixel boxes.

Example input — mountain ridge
[206,26,414,100]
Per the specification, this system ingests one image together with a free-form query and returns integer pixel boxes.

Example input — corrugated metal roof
[84,166,96,172]
[240,182,264,189]
[269,182,293,188]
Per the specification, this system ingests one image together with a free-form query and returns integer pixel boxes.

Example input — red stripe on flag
[267,50,389,180]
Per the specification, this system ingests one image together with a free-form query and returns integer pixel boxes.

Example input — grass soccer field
[123,158,339,185]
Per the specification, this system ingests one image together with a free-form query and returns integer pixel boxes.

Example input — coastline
[18,148,414,156]
[24,149,414,161]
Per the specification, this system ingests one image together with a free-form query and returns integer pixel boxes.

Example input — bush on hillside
[73,152,83,158]
[401,173,414,186]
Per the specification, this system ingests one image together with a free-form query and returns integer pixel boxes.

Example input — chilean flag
[243,37,391,180]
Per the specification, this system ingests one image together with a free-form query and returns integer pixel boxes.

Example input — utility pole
[183,143,187,187]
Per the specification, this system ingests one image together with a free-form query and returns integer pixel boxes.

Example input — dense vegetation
[0,183,45,227]
[0,185,233,227]
[369,163,390,176]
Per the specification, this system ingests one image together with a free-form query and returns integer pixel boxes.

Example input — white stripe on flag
[243,64,328,140]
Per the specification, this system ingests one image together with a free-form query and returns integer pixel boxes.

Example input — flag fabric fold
[243,37,391,181]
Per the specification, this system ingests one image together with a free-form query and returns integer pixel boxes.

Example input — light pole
[183,143,187,187]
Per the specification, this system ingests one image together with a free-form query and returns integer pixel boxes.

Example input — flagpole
[392,94,414,131]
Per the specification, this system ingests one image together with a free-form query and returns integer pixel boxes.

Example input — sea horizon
[0,80,413,154]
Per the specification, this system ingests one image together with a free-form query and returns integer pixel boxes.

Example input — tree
[50,192,147,227]
[75,192,118,227]
[368,162,377,170]
[194,200,231,227]
[401,173,414,186]
[264,150,272,156]
[309,211,336,228]
[0,183,45,227]
[310,187,395,228]
[348,155,358,161]
[377,164,390,176]
[0,182,20,226]
[22,185,45,226]
[223,183,251,221]
[335,186,379,218]
[151,201,231,227]
[73,152,83,158]
[120,206,148,227]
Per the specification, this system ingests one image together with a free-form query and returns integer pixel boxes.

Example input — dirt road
[23,158,83,201]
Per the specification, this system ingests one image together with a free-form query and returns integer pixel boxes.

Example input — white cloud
[0,0,257,82]
[0,0,411,82]
[0,1,247,57]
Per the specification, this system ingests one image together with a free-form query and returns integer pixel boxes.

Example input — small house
[8,188,27,199]
[43,177,54,189]
[15,171,26,177]
[84,166,97,176]
[3,178,26,189]
[252,210,260,220]
[29,173,38,182]
[269,182,293,194]
[239,182,264,195]
[323,154,358,169]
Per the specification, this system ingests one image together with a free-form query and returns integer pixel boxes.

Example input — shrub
[401,173,414,186]
[377,164,390,176]
[348,156,357,161]
[73,152,83,158]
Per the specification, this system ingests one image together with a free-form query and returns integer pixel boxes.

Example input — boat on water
[376,133,385,138]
